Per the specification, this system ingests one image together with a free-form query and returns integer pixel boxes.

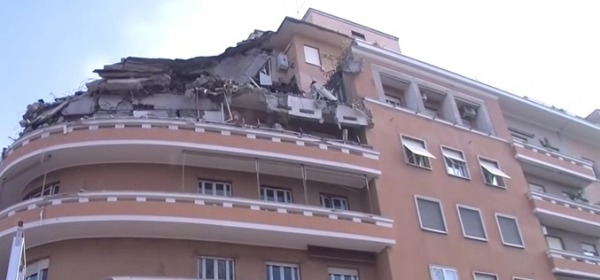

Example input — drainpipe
[301,164,308,205]
[180,153,186,192]
[365,176,374,214]
[255,159,261,199]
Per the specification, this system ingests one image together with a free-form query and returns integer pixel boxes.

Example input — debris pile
[14,28,371,147]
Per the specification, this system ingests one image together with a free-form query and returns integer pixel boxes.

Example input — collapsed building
[12,23,371,158]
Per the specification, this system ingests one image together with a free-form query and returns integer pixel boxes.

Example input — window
[384,95,403,107]
[23,183,60,201]
[546,236,564,251]
[198,257,234,280]
[401,136,435,169]
[261,186,292,203]
[457,205,487,241]
[495,214,524,248]
[25,259,49,280]
[479,158,510,188]
[420,88,446,119]
[415,196,447,233]
[198,180,232,197]
[266,263,299,280]
[303,45,321,66]
[581,242,598,257]
[380,75,410,108]
[442,147,470,178]
[320,194,349,210]
[429,266,458,280]
[474,272,497,280]
[328,267,359,280]
[508,127,534,144]
[527,183,545,193]
[351,31,366,40]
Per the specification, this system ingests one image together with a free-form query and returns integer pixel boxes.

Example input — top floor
[301,8,401,53]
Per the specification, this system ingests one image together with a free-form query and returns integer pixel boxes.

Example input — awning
[480,161,511,178]
[442,148,464,161]
[402,138,436,158]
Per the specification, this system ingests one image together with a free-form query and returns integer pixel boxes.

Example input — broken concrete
[12,25,372,149]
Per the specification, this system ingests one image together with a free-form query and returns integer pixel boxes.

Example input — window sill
[502,242,525,249]
[485,182,507,189]
[447,173,471,181]
[305,61,323,68]
[463,235,488,242]
[421,227,448,235]
[406,162,433,171]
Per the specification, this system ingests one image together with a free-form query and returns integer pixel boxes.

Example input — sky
[1,0,599,148]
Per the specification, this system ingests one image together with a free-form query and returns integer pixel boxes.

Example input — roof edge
[352,40,600,134]
[302,8,399,41]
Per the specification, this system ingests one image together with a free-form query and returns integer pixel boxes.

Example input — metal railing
[0,191,394,228]
[4,118,379,160]
[529,190,600,216]
[548,249,600,265]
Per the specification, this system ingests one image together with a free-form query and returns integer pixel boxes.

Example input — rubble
[12,26,372,151]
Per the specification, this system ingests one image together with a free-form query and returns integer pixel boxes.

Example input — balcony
[513,142,597,188]
[529,191,600,236]
[0,191,394,271]
[548,249,600,279]
[0,119,381,195]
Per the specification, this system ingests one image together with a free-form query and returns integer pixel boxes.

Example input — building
[0,7,599,280]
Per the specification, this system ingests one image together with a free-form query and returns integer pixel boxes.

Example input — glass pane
[276,191,286,203]
[205,259,214,279]
[498,216,523,245]
[283,266,292,280]
[321,196,331,208]
[216,184,225,196]
[199,259,204,278]
[205,183,214,195]
[39,269,48,280]
[431,267,444,280]
[272,266,281,280]
[443,269,457,280]
[417,199,445,231]
[217,260,227,280]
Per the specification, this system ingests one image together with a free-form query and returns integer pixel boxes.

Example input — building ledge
[548,249,600,279]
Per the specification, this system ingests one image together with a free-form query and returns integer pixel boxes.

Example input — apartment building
[0,7,598,280]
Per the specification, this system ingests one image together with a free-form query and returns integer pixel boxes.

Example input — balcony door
[546,236,564,251]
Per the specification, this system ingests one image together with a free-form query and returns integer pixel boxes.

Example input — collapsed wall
[11,29,372,158]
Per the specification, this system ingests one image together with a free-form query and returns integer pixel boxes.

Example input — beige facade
[1,7,599,280]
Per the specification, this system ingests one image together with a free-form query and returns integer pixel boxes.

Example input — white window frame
[320,194,349,210]
[384,95,403,107]
[401,135,435,169]
[303,45,321,66]
[198,179,232,197]
[478,157,510,188]
[429,265,458,280]
[495,213,525,248]
[414,195,447,234]
[25,258,49,280]
[328,267,359,280]
[473,271,498,280]
[441,146,470,179]
[266,262,299,280]
[545,235,564,251]
[456,204,488,241]
[23,183,60,200]
[198,256,235,280]
[261,186,293,203]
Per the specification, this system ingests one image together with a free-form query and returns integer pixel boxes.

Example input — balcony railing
[1,191,393,228]
[514,141,594,169]
[548,249,600,264]
[3,118,379,160]
[529,190,600,216]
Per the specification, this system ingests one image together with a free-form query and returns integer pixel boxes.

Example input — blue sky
[1,0,599,148]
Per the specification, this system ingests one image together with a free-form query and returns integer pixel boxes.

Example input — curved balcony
[548,249,600,279]
[0,191,394,274]
[0,119,381,194]
[513,142,597,188]
[529,190,600,236]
